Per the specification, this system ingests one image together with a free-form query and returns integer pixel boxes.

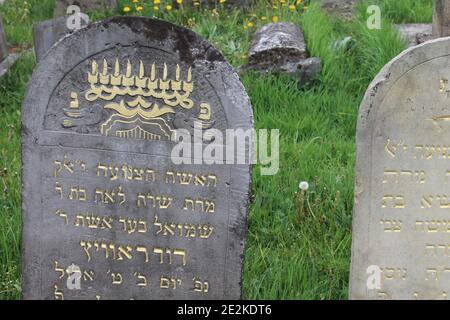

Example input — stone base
[0,52,20,78]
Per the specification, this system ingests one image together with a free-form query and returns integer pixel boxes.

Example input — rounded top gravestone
[350,37,450,299]
[22,16,253,300]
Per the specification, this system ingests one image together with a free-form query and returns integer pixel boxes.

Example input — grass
[0,0,434,299]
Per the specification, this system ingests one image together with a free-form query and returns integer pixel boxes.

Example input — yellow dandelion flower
[289,4,296,10]
[261,16,268,20]
[296,0,302,4]
[176,0,183,4]
[154,0,160,4]
[247,21,254,27]
[166,4,173,10]
[154,5,159,10]
[132,0,138,3]
[272,15,279,22]
[219,0,226,3]
[303,5,308,11]
[123,6,131,12]
[136,5,143,11]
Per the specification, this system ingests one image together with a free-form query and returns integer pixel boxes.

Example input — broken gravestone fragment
[247,22,321,86]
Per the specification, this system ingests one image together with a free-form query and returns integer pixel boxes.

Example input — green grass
[0,0,433,299]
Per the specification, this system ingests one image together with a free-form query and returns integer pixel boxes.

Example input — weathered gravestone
[350,37,450,300]
[54,0,118,18]
[22,16,253,300]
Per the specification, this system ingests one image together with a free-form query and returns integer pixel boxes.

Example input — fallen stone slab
[33,17,89,62]
[247,22,321,86]
[395,24,432,47]
[53,0,118,18]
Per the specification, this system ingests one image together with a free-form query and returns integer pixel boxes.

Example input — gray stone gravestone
[53,0,118,18]
[0,14,20,78]
[22,16,253,300]
[350,37,450,300]
[33,17,88,63]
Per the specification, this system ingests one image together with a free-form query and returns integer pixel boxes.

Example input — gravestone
[22,16,253,300]
[350,37,450,299]
[33,17,88,63]
[0,14,20,78]
[54,0,118,18]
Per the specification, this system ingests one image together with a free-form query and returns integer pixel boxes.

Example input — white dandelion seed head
[299,181,309,191]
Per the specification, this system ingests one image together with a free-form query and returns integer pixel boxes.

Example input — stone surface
[319,0,356,20]
[22,16,253,300]
[0,14,7,62]
[53,0,118,18]
[247,22,321,86]
[395,24,432,47]
[350,37,450,300]
[248,22,307,71]
[433,0,450,37]
[33,17,88,63]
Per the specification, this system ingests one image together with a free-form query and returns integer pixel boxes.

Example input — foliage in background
[0,0,433,299]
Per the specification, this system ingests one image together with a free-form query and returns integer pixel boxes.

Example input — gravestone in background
[33,17,88,63]
[0,14,20,78]
[350,37,450,299]
[22,16,253,300]
[53,0,118,18]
